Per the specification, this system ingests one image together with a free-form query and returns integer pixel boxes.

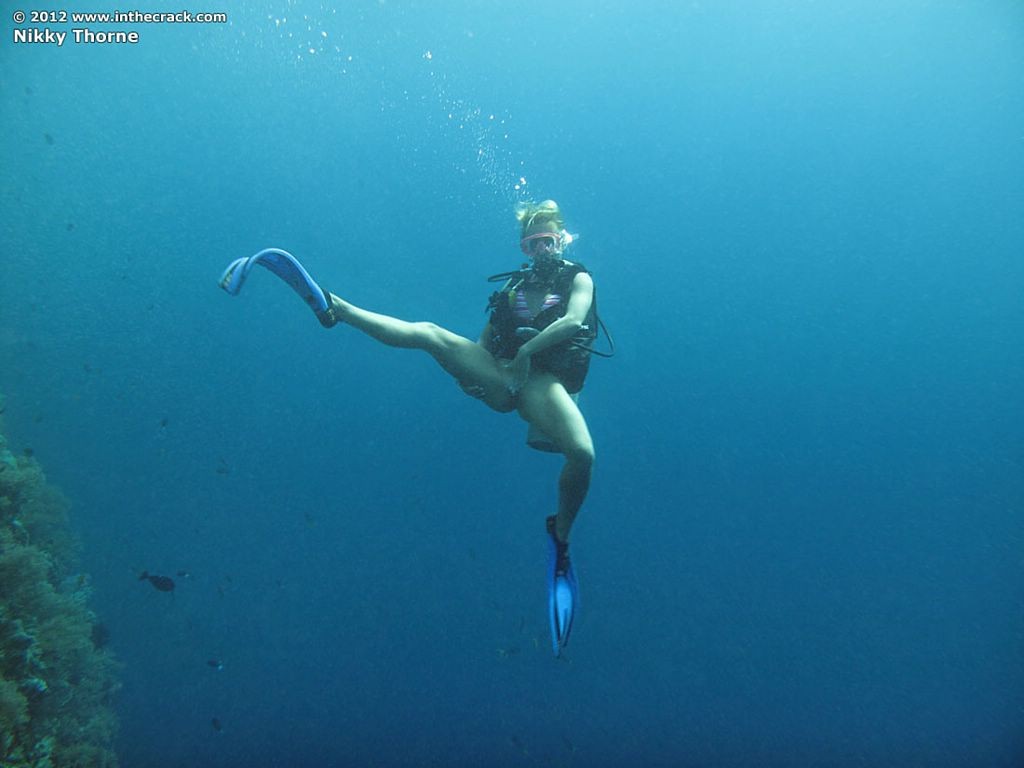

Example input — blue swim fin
[547,515,578,657]
[219,248,336,327]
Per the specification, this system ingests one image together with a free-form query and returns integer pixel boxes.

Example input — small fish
[207,659,224,671]
[176,569,191,579]
[22,448,34,458]
[44,133,54,145]
[66,223,74,232]
[211,717,223,732]
[139,571,175,592]
[215,458,229,475]
[160,418,169,428]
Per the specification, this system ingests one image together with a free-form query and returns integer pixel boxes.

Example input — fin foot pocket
[316,288,339,328]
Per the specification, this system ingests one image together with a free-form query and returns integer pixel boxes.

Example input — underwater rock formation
[0,398,120,767]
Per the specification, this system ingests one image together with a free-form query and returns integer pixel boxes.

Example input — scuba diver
[220,200,604,656]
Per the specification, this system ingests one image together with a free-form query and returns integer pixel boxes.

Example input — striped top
[513,289,562,322]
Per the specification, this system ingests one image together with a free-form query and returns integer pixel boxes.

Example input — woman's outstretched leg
[325,293,516,413]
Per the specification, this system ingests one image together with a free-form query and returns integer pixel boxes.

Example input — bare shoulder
[571,270,594,293]
[566,271,595,317]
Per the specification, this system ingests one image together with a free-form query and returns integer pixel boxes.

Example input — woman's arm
[477,322,496,352]
[516,272,594,358]
[505,272,594,395]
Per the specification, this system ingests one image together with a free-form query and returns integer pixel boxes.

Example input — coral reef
[1,399,120,767]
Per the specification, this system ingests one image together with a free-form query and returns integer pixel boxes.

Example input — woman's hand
[459,381,487,400]
[505,350,531,396]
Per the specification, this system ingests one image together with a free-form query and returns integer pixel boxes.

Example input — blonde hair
[515,199,564,237]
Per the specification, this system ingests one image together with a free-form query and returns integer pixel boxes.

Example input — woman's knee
[414,321,453,354]
[564,439,595,469]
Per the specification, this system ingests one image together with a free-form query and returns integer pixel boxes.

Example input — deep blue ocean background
[2,1,1023,765]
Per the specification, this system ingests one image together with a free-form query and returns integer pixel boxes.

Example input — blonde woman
[221,200,598,655]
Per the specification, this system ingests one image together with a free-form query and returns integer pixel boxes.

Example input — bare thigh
[515,370,594,459]
[421,324,516,413]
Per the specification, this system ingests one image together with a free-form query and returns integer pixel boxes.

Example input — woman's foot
[317,291,345,328]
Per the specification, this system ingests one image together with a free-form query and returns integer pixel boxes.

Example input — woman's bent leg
[516,372,595,542]
[328,293,515,413]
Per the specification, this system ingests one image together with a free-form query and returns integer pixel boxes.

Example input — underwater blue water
[2,0,1023,765]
